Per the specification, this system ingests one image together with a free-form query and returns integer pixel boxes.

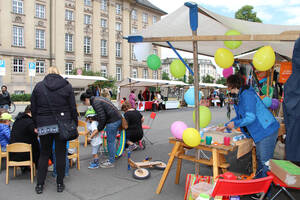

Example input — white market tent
[199,83,227,89]
[62,75,107,88]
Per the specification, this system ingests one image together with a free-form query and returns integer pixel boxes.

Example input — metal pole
[30,77,33,93]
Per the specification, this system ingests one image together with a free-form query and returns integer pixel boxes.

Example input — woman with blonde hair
[31,66,77,194]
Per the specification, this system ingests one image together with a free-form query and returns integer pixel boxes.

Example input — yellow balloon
[182,128,201,147]
[253,46,275,71]
[214,48,234,69]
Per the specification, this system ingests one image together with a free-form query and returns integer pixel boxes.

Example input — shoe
[100,159,110,164]
[88,162,99,169]
[57,184,65,193]
[100,161,115,168]
[128,143,138,151]
[35,184,43,194]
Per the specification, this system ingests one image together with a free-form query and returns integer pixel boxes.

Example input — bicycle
[8,102,16,114]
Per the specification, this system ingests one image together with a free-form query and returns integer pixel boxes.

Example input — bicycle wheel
[8,102,16,114]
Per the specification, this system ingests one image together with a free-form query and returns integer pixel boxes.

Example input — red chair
[267,171,299,200]
[142,112,157,145]
[211,176,274,200]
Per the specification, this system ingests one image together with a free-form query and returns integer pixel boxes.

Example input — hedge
[11,94,31,102]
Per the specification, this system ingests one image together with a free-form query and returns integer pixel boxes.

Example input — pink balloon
[223,67,233,78]
[170,121,188,139]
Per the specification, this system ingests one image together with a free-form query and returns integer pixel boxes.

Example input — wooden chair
[78,120,89,147]
[68,139,80,170]
[0,146,7,171]
[6,143,35,184]
[211,176,274,200]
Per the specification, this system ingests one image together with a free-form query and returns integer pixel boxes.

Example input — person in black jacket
[31,66,78,194]
[80,89,121,168]
[10,105,40,170]
[0,85,11,110]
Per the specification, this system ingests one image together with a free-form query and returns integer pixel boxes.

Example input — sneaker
[88,162,99,169]
[100,159,110,164]
[128,143,138,152]
[100,161,115,168]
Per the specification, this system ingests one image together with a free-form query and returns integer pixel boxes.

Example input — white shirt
[87,121,102,146]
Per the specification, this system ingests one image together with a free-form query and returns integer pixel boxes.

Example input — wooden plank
[156,141,181,194]
[234,138,254,159]
[142,32,300,42]
[212,148,219,179]
[175,146,184,184]
[252,147,257,175]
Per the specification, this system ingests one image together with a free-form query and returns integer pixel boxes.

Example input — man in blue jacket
[222,74,279,179]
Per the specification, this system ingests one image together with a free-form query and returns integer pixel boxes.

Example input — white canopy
[131,4,300,58]
[62,75,107,88]
[119,77,189,87]
[199,83,227,88]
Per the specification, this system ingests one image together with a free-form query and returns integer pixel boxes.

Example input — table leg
[175,146,184,184]
[212,148,219,180]
[156,141,181,194]
[252,147,257,175]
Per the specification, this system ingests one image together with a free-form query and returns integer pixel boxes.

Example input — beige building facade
[0,0,166,94]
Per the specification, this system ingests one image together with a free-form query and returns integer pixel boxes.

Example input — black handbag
[42,84,78,141]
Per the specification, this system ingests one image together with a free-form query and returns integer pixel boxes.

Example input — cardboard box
[270,159,300,187]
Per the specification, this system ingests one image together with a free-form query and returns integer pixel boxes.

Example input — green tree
[202,75,215,83]
[188,74,194,84]
[162,71,170,80]
[235,5,262,23]
[216,77,227,85]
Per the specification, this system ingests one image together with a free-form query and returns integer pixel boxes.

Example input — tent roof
[119,77,189,87]
[62,75,107,88]
[130,4,300,59]
[199,83,227,88]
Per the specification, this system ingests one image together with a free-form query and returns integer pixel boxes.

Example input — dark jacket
[9,112,40,164]
[0,91,11,106]
[90,96,121,131]
[30,74,78,128]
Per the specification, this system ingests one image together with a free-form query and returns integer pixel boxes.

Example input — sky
[147,0,300,73]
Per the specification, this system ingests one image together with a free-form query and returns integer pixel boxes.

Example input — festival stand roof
[119,77,189,87]
[62,75,107,88]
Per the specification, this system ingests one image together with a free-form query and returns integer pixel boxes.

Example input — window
[101,40,107,56]
[116,3,121,15]
[65,10,73,21]
[84,14,91,25]
[143,69,148,79]
[84,36,91,54]
[153,70,158,79]
[84,63,91,71]
[14,90,25,95]
[12,26,24,46]
[84,0,91,6]
[153,16,157,24]
[132,68,137,78]
[36,61,45,73]
[35,4,45,19]
[12,0,23,14]
[115,22,122,31]
[35,29,45,49]
[116,66,122,81]
[101,65,107,77]
[131,9,137,20]
[65,33,73,52]
[101,0,107,11]
[101,18,107,28]
[131,27,137,34]
[142,13,148,23]
[153,49,158,55]
[116,42,121,58]
[131,44,136,60]
[65,62,73,75]
[13,58,23,72]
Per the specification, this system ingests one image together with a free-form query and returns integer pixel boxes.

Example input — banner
[278,62,292,84]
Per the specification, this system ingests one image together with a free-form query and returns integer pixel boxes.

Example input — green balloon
[147,54,161,70]
[261,85,274,97]
[192,106,212,128]
[224,30,242,50]
[170,59,186,78]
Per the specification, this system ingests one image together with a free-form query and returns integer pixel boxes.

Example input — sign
[77,68,82,75]
[0,60,5,76]
[29,62,36,77]
[279,62,292,84]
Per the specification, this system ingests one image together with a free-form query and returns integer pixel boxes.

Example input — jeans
[255,131,278,178]
[52,141,69,177]
[0,105,9,110]
[106,119,121,163]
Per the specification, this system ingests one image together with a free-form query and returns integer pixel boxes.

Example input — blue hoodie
[0,123,10,148]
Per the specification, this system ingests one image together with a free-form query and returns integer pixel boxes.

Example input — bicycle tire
[8,102,16,114]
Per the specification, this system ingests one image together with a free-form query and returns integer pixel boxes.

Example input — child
[85,108,102,169]
[0,113,13,152]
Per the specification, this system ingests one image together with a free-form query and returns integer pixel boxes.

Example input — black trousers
[37,134,66,185]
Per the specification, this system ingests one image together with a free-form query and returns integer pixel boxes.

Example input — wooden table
[156,137,257,194]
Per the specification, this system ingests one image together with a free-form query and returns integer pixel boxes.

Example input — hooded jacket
[30,74,78,128]
[0,91,11,106]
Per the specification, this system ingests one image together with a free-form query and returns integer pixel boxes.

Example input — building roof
[136,0,167,15]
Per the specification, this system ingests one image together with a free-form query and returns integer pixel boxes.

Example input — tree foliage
[188,74,194,84]
[162,71,170,80]
[216,77,227,85]
[235,5,262,23]
[202,75,215,83]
